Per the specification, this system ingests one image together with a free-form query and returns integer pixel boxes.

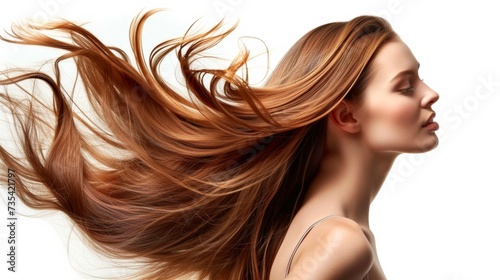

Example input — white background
[0,0,499,279]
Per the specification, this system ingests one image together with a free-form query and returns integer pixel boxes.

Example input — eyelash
[399,79,424,94]
[400,87,415,94]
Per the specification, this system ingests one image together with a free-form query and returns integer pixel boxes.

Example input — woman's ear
[329,101,361,133]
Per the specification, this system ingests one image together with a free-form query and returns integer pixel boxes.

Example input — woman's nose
[421,84,439,108]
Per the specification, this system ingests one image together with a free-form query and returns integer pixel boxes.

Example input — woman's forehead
[371,40,419,82]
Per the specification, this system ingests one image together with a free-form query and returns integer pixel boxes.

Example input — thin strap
[284,214,338,277]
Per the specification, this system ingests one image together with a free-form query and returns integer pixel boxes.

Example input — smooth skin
[269,39,440,280]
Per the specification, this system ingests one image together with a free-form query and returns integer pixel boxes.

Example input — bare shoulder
[286,216,374,280]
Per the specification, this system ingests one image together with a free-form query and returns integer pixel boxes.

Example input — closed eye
[399,87,415,94]
[399,78,424,94]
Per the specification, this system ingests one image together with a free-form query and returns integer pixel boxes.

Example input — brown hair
[0,10,396,279]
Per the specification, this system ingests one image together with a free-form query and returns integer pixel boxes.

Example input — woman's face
[354,39,440,154]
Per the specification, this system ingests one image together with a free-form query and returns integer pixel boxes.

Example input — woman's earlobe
[330,101,361,133]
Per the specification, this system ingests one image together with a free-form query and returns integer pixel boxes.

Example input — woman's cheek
[365,102,416,146]
[390,101,419,126]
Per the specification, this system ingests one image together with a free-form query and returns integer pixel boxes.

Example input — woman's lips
[422,120,439,130]
[422,112,438,130]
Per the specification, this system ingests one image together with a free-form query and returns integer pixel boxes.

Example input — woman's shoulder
[287,216,374,279]
[312,216,373,243]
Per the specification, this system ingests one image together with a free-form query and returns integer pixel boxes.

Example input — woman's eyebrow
[390,62,420,83]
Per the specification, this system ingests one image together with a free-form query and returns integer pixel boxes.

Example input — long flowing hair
[0,10,396,280]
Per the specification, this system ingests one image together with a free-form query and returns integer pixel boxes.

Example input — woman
[0,10,438,280]
[268,26,439,280]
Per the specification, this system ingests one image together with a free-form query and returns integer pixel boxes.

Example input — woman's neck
[301,133,398,229]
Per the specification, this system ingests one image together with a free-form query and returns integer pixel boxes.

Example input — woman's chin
[411,135,439,153]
